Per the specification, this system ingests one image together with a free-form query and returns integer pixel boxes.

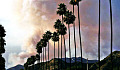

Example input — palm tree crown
[70,0,82,5]
[36,42,42,54]
[39,39,47,47]
[54,19,67,35]
[54,19,62,29]
[64,10,76,24]
[43,31,52,42]
[51,32,59,42]
[57,3,67,16]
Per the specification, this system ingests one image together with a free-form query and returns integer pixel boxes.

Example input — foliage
[69,0,82,5]
[51,32,59,42]
[57,3,67,16]
[64,10,76,24]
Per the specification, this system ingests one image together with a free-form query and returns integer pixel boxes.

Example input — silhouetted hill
[7,65,24,70]
[90,51,120,70]
[61,57,98,63]
[7,57,97,70]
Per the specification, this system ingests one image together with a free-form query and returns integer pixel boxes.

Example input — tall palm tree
[98,0,101,70]
[43,31,52,70]
[109,0,113,69]
[69,0,77,69]
[51,32,59,70]
[54,19,61,69]
[36,41,42,69]
[57,3,67,70]
[70,0,83,69]
[54,19,67,69]
[64,10,76,70]
[39,39,47,70]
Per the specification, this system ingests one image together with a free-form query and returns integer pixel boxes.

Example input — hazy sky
[0,0,120,69]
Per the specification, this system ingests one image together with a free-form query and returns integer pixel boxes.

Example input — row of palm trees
[24,0,113,70]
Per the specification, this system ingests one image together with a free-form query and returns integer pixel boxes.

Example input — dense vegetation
[0,24,6,70]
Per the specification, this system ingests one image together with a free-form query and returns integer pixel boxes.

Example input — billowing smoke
[6,0,120,68]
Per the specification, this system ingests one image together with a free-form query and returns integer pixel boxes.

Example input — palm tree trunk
[98,0,101,70]
[61,15,64,70]
[109,0,113,70]
[58,40,60,70]
[63,35,66,69]
[41,53,42,69]
[62,14,67,70]
[73,4,77,70]
[78,2,83,70]
[39,53,40,69]
[48,41,50,70]
[45,47,47,70]
[43,48,44,70]
[68,24,71,70]
[54,42,55,70]
[61,35,62,70]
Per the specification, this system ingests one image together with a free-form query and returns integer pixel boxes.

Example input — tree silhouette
[39,39,47,70]
[70,0,83,69]
[57,3,67,70]
[0,24,6,70]
[51,32,59,70]
[64,10,75,70]
[54,19,67,69]
[109,0,113,70]
[43,31,52,70]
[98,0,101,70]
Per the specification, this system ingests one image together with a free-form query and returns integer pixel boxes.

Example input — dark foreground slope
[90,51,120,70]
[7,57,97,70]
[7,65,24,70]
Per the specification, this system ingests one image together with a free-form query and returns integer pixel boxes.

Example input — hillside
[7,57,96,70]
[89,51,120,70]
[7,65,24,70]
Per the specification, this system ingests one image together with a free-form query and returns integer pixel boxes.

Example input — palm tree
[54,19,67,69]
[64,10,76,70]
[36,41,42,69]
[98,0,101,70]
[70,0,83,69]
[43,31,52,70]
[51,32,59,70]
[69,0,77,69]
[39,39,47,70]
[57,3,67,69]
[109,0,113,69]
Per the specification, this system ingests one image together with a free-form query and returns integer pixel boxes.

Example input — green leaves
[64,10,76,24]
[52,32,59,42]
[57,3,67,16]
[54,19,67,35]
